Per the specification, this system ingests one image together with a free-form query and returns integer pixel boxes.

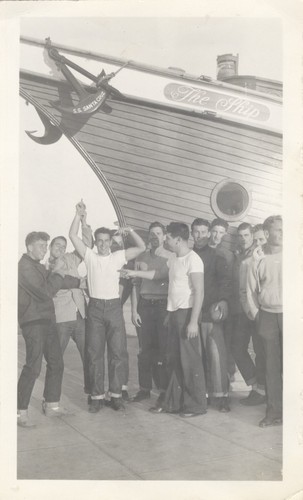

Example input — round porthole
[211,179,251,222]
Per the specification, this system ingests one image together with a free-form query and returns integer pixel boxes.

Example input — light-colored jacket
[51,225,92,323]
[245,245,282,320]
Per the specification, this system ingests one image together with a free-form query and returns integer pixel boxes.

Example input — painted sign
[164,83,270,122]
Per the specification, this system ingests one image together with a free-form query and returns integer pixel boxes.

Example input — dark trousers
[223,316,236,377]
[258,310,283,419]
[231,312,266,389]
[56,312,90,393]
[18,321,64,410]
[86,298,127,397]
[163,309,207,414]
[137,297,168,391]
[200,322,229,397]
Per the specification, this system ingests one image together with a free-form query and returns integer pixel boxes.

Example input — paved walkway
[17,304,282,481]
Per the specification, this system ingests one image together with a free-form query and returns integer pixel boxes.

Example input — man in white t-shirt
[121,222,207,417]
[69,201,146,413]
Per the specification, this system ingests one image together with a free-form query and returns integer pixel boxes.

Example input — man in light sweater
[246,215,283,427]
[47,215,92,396]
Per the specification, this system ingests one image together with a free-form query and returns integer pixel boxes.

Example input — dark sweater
[18,254,80,327]
[193,244,232,322]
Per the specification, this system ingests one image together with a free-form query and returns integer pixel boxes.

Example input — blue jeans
[18,321,64,410]
[56,313,90,393]
[86,298,127,397]
[163,309,207,414]
[137,297,168,391]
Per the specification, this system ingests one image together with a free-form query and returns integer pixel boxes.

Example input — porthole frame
[210,178,252,222]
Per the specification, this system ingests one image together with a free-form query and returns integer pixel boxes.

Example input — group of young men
[17,201,283,430]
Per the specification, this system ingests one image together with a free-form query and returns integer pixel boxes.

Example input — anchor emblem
[45,38,127,115]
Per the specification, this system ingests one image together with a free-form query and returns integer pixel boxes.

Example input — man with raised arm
[46,212,92,397]
[69,201,145,413]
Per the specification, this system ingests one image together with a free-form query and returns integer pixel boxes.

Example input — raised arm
[187,272,204,338]
[122,227,146,261]
[69,201,89,259]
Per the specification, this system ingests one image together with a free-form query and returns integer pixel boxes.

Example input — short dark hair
[25,231,50,248]
[149,221,166,233]
[166,222,189,241]
[263,215,282,232]
[94,227,112,240]
[191,218,210,231]
[50,236,67,247]
[252,224,264,234]
[237,222,253,233]
[210,218,229,231]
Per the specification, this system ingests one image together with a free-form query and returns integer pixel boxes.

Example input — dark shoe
[218,397,230,413]
[122,390,129,402]
[111,397,125,411]
[130,389,151,402]
[240,390,266,406]
[88,399,104,413]
[259,416,282,428]
[179,411,206,418]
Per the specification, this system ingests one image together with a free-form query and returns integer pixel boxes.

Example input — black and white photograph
[1,1,303,499]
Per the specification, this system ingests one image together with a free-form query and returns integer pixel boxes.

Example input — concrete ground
[17,302,282,481]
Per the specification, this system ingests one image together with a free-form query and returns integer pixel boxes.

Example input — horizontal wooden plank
[95,153,282,198]
[107,98,282,147]
[77,118,282,174]
[79,133,282,187]
[79,105,282,163]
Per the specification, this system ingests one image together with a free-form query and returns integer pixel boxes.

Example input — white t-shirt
[167,250,204,312]
[84,248,126,299]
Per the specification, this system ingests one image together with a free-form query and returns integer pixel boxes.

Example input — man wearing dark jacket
[191,218,232,413]
[18,231,81,427]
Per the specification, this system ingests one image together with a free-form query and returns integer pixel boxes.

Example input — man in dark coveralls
[18,231,82,427]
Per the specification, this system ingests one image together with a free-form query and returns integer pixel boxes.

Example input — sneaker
[130,389,151,402]
[17,410,36,428]
[88,399,104,413]
[218,397,230,413]
[111,397,125,411]
[259,415,282,428]
[240,390,266,406]
[42,401,74,417]
[122,390,129,402]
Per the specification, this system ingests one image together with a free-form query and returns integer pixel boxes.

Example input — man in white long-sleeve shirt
[246,215,283,428]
